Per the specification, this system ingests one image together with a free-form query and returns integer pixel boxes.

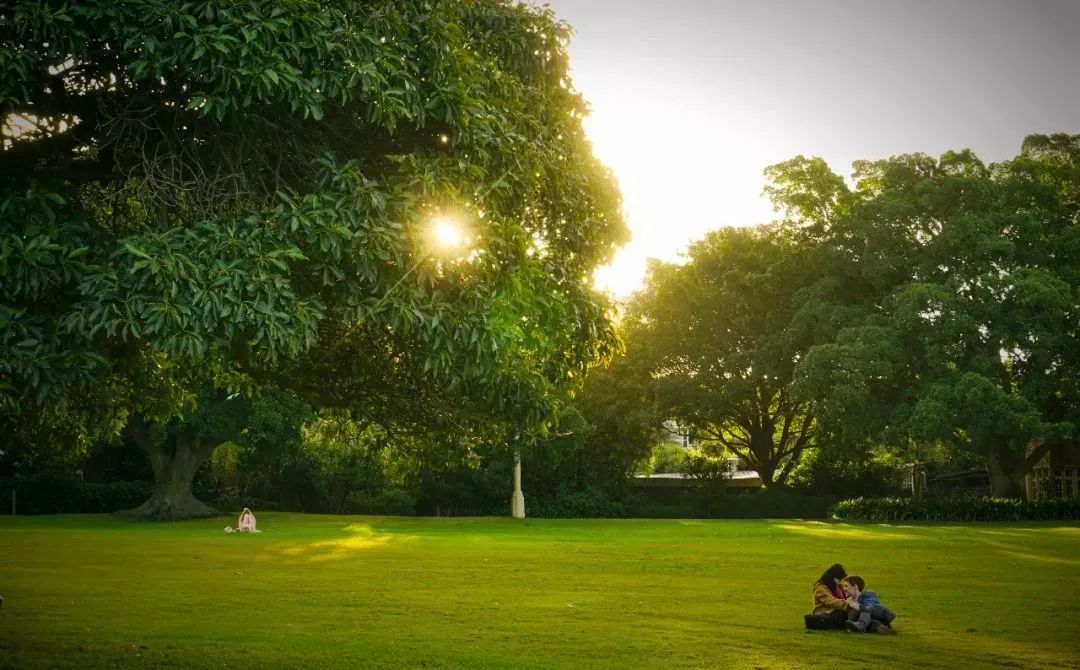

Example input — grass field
[1,514,1078,669]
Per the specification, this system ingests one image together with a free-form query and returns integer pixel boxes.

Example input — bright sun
[431,216,465,250]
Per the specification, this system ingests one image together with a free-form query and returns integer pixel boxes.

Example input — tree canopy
[1,0,626,516]
[775,135,1080,495]
[614,135,1077,498]
[623,226,818,487]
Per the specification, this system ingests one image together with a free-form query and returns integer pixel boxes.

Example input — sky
[542,0,1080,296]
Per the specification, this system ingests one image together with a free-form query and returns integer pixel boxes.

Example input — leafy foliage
[0,474,152,514]
[1,1,626,515]
[628,489,835,519]
[776,136,1080,495]
[645,443,690,474]
[622,226,819,486]
[1,0,624,426]
[830,495,1080,521]
[528,486,630,518]
[786,448,904,499]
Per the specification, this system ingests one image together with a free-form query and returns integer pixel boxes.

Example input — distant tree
[1,1,625,517]
[624,227,819,487]
[567,353,664,486]
[776,135,1080,496]
[123,387,311,518]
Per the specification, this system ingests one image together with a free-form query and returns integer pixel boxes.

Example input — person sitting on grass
[810,563,853,628]
[237,508,259,533]
[843,575,896,635]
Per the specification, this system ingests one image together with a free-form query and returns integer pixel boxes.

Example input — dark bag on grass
[804,612,844,630]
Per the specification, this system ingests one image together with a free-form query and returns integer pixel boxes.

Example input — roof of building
[635,471,761,481]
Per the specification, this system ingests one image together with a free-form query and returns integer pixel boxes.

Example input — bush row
[0,476,152,514]
[0,475,839,519]
[22,477,1078,521]
[529,486,631,518]
[629,490,835,519]
[830,495,1080,521]
[527,488,836,519]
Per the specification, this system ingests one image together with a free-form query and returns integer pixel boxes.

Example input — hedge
[0,476,152,514]
[830,495,1080,521]
[529,487,630,518]
[638,490,834,519]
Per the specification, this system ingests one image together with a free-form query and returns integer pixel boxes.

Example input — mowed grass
[1,515,1079,669]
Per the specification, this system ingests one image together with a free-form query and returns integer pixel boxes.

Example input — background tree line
[3,3,1075,515]
[622,134,1078,499]
[8,132,1073,515]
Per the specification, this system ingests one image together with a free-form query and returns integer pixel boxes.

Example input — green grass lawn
[1,514,1078,669]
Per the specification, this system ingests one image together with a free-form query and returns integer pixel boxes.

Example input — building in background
[1026,440,1080,500]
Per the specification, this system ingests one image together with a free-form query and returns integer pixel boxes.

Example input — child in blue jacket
[843,575,897,634]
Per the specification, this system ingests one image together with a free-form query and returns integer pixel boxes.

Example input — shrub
[529,486,629,518]
[788,450,904,498]
[79,481,155,513]
[628,488,835,519]
[830,496,1080,521]
[696,489,833,519]
[203,486,279,514]
[346,488,417,516]
[683,449,731,488]
[1,475,152,514]
[648,443,690,474]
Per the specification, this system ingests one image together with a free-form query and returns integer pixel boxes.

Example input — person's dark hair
[845,575,865,591]
[817,564,847,591]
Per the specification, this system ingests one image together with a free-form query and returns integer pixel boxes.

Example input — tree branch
[1013,438,1055,479]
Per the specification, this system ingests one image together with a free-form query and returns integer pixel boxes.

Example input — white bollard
[511,450,525,519]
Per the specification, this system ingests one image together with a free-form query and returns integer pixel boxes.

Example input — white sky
[543,0,1080,296]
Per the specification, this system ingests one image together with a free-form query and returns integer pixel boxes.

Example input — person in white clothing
[237,507,258,533]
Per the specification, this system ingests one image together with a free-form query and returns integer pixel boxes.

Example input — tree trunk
[753,452,782,489]
[749,426,786,489]
[119,419,219,520]
[773,455,799,488]
[985,448,1024,499]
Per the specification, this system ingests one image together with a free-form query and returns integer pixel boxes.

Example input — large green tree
[624,226,819,487]
[776,136,1079,496]
[1,0,625,517]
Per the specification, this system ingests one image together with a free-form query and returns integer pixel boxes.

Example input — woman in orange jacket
[811,563,852,628]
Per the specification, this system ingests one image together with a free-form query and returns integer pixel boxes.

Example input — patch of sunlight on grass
[771,522,920,541]
[996,549,1080,566]
[1045,526,1080,535]
[1004,526,1080,535]
[277,523,416,562]
[972,529,1033,538]
[971,536,1080,566]
[341,522,380,534]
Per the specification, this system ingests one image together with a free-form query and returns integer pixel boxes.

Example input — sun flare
[431,216,466,250]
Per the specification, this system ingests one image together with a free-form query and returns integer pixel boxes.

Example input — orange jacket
[812,582,851,615]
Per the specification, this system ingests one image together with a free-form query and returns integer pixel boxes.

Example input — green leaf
[124,243,152,260]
